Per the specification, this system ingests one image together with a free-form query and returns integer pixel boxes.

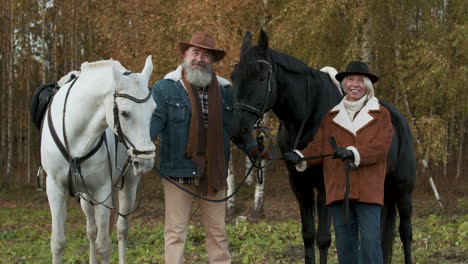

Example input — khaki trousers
[162,178,231,264]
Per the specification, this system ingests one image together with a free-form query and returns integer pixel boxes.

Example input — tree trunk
[361,16,372,62]
[0,0,7,178]
[245,155,254,186]
[422,159,444,209]
[456,114,465,180]
[252,160,265,219]
[40,0,47,83]
[226,158,236,216]
[5,0,14,187]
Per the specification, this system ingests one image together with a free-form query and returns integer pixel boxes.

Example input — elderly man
[150,31,257,264]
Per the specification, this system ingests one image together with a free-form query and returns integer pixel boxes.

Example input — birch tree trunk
[361,16,371,62]
[40,0,47,83]
[5,0,14,186]
[422,159,444,209]
[245,151,266,218]
[245,155,254,186]
[226,158,236,216]
[252,160,265,218]
[0,0,7,178]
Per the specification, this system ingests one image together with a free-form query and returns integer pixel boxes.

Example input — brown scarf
[183,69,226,196]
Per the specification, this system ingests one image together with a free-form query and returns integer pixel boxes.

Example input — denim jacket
[150,66,255,178]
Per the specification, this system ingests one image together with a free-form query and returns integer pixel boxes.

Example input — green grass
[0,189,467,264]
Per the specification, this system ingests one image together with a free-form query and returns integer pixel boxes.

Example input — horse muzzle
[131,156,155,175]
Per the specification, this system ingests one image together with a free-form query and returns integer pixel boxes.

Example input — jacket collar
[164,65,231,91]
[330,96,380,135]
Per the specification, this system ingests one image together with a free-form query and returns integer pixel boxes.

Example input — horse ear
[240,31,252,57]
[141,55,153,85]
[112,63,122,84]
[258,29,269,51]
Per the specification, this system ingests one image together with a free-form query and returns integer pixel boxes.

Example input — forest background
[0,0,467,263]
[1,0,466,202]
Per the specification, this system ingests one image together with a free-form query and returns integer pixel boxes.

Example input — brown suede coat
[299,97,393,206]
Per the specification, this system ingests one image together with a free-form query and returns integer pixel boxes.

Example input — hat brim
[335,72,379,83]
[178,42,226,62]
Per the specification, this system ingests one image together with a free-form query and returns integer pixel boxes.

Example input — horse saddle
[30,82,59,130]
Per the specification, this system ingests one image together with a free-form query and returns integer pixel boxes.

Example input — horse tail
[381,181,397,263]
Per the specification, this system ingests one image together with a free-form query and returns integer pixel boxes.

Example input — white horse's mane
[80,59,127,72]
[57,60,124,88]
[57,70,81,87]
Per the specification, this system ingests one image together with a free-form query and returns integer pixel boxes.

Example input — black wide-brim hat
[177,31,226,62]
[335,61,379,83]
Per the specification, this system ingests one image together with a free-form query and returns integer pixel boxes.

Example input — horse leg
[381,180,397,264]
[81,198,98,264]
[396,187,413,264]
[117,172,141,264]
[289,169,318,264]
[46,178,68,264]
[92,189,113,264]
[315,187,331,264]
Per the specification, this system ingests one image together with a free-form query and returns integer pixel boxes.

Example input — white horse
[40,56,156,264]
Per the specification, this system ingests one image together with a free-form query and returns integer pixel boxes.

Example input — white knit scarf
[343,95,368,121]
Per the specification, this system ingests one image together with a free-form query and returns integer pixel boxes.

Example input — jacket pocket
[167,99,188,123]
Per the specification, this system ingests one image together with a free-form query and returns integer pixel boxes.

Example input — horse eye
[121,111,130,119]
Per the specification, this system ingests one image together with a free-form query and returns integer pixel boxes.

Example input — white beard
[183,60,212,87]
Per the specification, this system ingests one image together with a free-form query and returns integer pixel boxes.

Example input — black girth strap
[46,85,105,197]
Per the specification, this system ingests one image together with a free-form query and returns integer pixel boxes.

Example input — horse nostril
[132,160,141,171]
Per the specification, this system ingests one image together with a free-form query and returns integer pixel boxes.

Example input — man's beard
[183,60,213,88]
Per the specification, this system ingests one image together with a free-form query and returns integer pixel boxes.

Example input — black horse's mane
[238,47,314,77]
[271,49,313,74]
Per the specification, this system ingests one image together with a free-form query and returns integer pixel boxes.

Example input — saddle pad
[30,82,58,130]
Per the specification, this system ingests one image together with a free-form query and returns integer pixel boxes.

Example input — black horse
[230,30,416,264]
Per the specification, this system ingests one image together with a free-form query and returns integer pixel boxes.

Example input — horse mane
[80,59,126,72]
[271,49,312,74]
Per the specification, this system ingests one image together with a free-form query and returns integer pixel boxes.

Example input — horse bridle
[112,72,155,160]
[232,59,274,125]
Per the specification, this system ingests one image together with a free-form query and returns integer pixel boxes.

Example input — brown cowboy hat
[335,61,379,83]
[177,31,226,62]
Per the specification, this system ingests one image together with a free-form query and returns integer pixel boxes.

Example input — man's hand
[249,146,270,160]
[334,147,354,161]
[283,151,301,165]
